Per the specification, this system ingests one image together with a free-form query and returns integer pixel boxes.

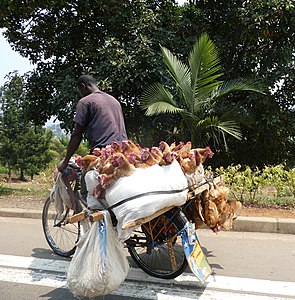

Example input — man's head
[77,75,99,97]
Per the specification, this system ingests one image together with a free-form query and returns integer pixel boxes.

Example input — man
[57,75,128,210]
[57,74,128,172]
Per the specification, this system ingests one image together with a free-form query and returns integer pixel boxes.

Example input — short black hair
[77,75,96,85]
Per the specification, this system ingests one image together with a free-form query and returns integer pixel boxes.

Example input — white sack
[105,160,188,238]
[84,169,101,208]
[67,211,129,297]
[185,164,206,188]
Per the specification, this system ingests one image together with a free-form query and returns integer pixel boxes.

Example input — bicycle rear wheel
[42,197,80,257]
[126,211,188,279]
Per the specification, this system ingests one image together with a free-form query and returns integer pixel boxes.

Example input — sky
[0,29,35,87]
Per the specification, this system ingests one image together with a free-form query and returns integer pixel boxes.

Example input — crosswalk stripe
[0,254,294,299]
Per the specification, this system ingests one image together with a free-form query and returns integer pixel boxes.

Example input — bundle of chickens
[76,140,213,193]
[75,140,241,233]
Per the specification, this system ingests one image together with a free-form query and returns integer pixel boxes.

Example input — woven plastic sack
[67,211,129,297]
[105,160,188,239]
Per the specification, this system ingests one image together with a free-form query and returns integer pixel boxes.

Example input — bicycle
[42,164,218,279]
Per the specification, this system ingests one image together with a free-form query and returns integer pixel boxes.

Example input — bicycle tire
[42,197,80,257]
[126,211,188,279]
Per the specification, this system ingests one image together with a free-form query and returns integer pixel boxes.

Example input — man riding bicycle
[57,75,128,209]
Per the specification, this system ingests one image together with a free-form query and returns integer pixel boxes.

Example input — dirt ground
[0,194,295,219]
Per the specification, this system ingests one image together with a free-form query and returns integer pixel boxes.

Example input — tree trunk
[19,168,25,181]
[7,167,12,183]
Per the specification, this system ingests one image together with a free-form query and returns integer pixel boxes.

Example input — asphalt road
[0,217,295,300]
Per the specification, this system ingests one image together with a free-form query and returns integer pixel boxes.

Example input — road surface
[0,217,294,299]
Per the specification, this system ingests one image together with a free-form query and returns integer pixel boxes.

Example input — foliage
[182,0,295,166]
[141,33,263,148]
[214,164,295,206]
[49,136,90,163]
[0,72,53,180]
[0,0,294,166]
[0,165,8,174]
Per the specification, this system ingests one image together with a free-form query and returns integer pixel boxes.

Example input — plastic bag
[50,173,72,215]
[67,211,129,297]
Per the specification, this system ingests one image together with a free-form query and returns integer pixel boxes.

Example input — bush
[0,165,8,174]
[214,164,295,207]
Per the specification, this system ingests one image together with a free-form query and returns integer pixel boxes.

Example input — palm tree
[141,33,264,149]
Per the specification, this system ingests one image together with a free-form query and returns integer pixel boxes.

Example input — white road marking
[0,254,294,299]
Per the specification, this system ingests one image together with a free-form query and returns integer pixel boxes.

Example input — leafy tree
[0,73,53,180]
[0,0,294,166]
[0,1,174,133]
[141,33,263,148]
[49,136,89,162]
[179,0,295,166]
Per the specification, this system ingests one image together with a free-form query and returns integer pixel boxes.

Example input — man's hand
[57,158,69,173]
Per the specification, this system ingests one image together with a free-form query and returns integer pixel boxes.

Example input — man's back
[74,91,128,150]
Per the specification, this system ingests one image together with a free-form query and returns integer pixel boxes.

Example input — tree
[178,0,295,166]
[0,73,53,180]
[0,0,294,165]
[0,1,175,133]
[141,33,263,148]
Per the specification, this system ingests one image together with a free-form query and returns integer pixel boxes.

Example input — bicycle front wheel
[126,211,188,279]
[42,197,80,257]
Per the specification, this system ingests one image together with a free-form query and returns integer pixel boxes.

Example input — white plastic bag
[50,173,72,216]
[67,211,129,297]
[105,160,188,238]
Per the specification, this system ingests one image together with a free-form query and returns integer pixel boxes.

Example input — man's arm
[57,123,84,172]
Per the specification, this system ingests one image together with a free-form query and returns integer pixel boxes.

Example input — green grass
[229,188,295,209]
[0,184,13,196]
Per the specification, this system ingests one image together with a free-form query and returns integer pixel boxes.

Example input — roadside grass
[239,195,295,209]
[228,187,295,209]
[0,166,294,210]
[0,172,52,200]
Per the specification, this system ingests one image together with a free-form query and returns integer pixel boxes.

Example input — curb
[0,208,294,235]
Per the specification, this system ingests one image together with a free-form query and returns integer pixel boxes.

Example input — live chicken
[194,147,214,165]
[75,155,101,171]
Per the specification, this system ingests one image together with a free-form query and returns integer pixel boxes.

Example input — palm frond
[212,78,265,99]
[195,116,242,149]
[160,45,192,106]
[189,34,222,92]
[140,83,184,116]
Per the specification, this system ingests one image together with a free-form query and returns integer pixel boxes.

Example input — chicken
[75,155,101,171]
[177,141,192,159]
[194,146,214,166]
[170,141,184,152]
[184,196,206,229]
[126,152,148,168]
[150,147,164,164]
[122,140,141,157]
[98,152,136,187]
[178,153,197,175]
[200,190,220,232]
[209,184,242,231]
[98,153,118,175]
[159,141,171,155]
[161,151,179,165]
[141,148,160,166]
[127,140,142,155]
[111,141,123,153]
